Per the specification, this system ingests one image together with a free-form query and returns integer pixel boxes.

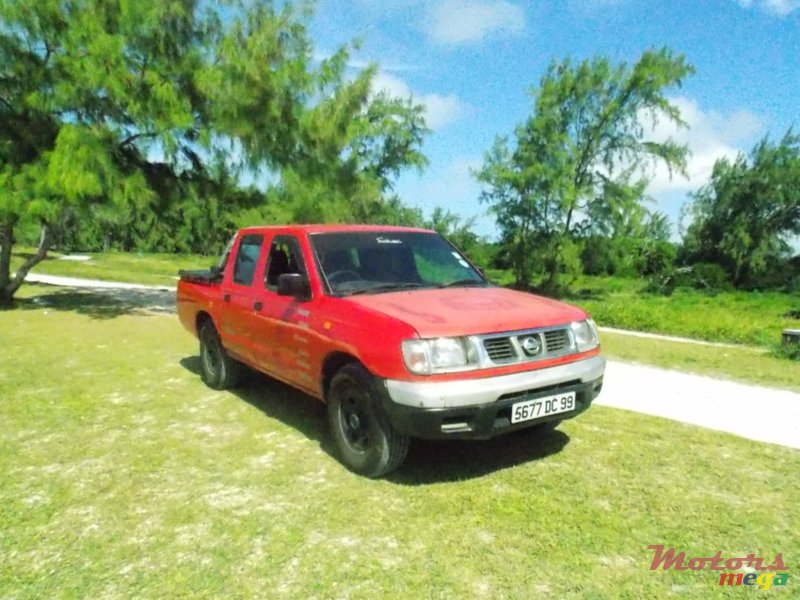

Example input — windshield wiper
[346,282,425,296]
[438,279,487,288]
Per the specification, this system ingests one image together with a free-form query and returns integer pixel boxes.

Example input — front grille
[481,327,573,365]
[483,337,516,362]
[543,329,570,354]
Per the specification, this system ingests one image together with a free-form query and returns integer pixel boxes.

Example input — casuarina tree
[476,48,693,290]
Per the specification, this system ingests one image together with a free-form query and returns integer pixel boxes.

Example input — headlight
[570,319,599,352]
[401,337,477,374]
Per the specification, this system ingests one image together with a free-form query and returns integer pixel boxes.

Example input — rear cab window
[232,234,264,286]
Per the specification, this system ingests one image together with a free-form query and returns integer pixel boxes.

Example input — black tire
[327,363,409,478]
[199,320,242,390]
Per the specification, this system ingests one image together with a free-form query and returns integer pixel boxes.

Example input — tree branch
[6,223,52,297]
[119,131,157,148]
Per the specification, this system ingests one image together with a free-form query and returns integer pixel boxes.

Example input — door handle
[253,301,263,311]
[223,294,231,303]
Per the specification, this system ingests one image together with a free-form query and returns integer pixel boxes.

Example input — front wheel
[199,321,242,390]
[327,363,409,478]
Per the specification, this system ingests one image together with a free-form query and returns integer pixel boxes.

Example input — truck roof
[238,224,434,236]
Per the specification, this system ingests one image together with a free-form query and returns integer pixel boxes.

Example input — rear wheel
[199,321,242,390]
[328,363,409,478]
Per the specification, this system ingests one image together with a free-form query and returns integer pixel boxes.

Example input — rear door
[219,233,267,363]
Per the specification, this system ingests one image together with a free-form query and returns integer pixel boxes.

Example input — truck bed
[176,274,223,338]
[178,268,223,284]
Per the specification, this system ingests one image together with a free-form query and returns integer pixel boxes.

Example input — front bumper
[379,355,605,440]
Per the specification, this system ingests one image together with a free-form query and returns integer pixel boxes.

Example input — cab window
[265,236,306,289]
[232,234,264,286]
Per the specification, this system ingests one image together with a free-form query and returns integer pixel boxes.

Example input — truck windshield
[310,231,486,296]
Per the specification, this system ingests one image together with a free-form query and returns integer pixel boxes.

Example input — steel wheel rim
[339,389,370,454]
[202,333,221,377]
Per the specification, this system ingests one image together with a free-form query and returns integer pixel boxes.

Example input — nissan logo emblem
[520,335,541,356]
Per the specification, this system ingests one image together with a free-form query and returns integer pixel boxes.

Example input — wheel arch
[195,310,213,335]
[321,351,362,401]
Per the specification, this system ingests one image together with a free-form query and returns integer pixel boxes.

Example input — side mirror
[277,273,310,300]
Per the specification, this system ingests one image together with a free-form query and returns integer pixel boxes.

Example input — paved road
[25,273,174,290]
[24,273,800,450]
[25,273,177,314]
[597,361,800,450]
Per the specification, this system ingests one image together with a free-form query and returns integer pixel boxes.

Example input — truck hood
[346,286,587,338]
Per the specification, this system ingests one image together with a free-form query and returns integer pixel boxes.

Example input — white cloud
[643,96,764,195]
[423,95,468,130]
[424,0,525,44]
[735,0,800,16]
[397,156,495,236]
[371,72,468,129]
[313,50,420,74]
[421,156,484,205]
[371,72,414,99]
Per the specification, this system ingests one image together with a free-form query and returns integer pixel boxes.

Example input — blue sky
[309,0,800,238]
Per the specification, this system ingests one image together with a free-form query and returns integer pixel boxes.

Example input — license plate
[511,391,576,424]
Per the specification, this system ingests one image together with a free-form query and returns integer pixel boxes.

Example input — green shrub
[689,262,732,292]
[636,240,677,276]
[580,237,617,276]
[773,342,800,361]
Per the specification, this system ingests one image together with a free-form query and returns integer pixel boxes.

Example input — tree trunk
[0,222,13,306]
[545,255,560,291]
[544,201,579,292]
[0,223,52,307]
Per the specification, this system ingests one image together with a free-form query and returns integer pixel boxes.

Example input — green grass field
[568,278,800,348]
[2,294,798,598]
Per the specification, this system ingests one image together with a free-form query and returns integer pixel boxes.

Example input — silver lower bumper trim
[384,355,605,409]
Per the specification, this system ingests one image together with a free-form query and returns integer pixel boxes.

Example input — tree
[261,65,429,225]
[0,0,295,303]
[475,48,693,289]
[0,0,429,304]
[579,179,676,277]
[424,207,479,253]
[682,131,800,288]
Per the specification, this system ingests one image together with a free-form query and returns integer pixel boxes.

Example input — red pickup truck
[177,225,605,477]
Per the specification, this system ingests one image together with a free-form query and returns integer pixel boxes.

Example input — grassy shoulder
[484,270,800,348]
[600,331,800,392]
[2,300,798,598]
[11,247,211,287]
[574,290,800,346]
[571,280,800,348]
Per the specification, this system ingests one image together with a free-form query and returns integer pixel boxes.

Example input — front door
[250,236,316,392]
